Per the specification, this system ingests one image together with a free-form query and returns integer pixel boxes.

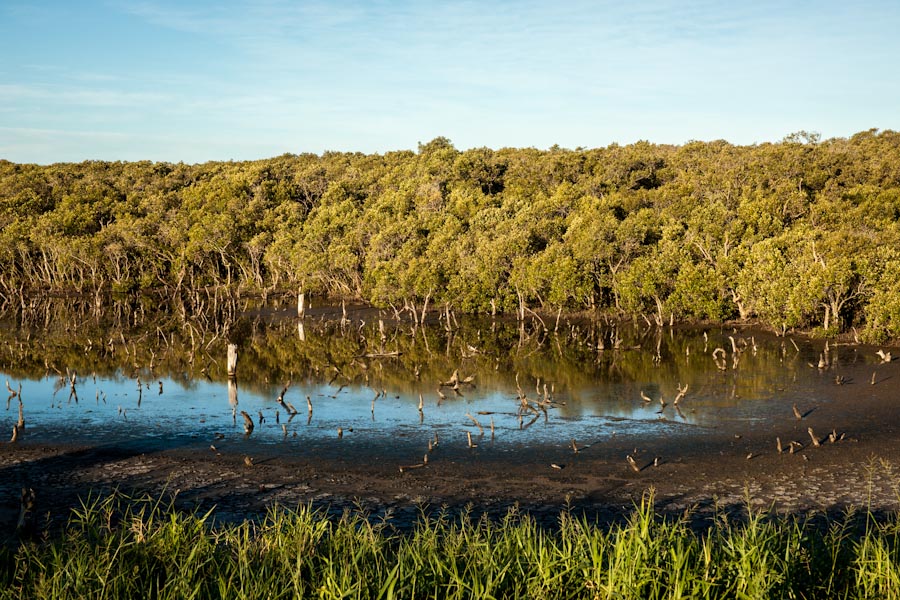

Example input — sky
[1,0,898,164]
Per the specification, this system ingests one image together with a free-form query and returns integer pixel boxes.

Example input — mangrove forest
[2,129,899,340]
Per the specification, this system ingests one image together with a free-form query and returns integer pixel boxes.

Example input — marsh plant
[3,491,900,599]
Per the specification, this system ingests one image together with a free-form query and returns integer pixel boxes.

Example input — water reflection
[228,378,238,422]
[0,300,875,449]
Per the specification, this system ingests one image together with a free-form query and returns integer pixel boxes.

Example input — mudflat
[2,352,899,533]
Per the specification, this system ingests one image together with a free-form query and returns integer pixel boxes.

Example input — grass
[2,491,900,599]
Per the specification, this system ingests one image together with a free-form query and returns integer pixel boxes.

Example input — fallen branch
[465,413,484,435]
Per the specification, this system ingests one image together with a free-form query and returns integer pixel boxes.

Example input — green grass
[2,491,900,599]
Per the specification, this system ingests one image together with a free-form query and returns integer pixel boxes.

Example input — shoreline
[3,363,899,534]
[2,312,899,536]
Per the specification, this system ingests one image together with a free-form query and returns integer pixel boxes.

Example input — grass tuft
[2,490,900,598]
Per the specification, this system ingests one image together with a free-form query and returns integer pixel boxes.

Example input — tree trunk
[227,343,238,379]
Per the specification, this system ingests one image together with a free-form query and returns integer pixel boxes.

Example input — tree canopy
[2,129,899,340]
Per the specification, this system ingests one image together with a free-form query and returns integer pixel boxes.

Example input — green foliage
[2,132,900,338]
[5,491,900,598]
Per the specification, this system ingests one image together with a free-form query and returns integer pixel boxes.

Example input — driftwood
[276,382,290,406]
[5,381,18,409]
[807,427,821,448]
[673,383,689,405]
[626,455,641,473]
[240,411,254,435]
[398,462,426,473]
[465,413,484,435]
[68,371,78,404]
[711,348,727,370]
[728,336,739,355]
[440,370,459,388]
[521,412,540,430]
[277,383,298,415]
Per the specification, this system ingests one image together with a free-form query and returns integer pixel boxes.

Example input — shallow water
[0,301,877,454]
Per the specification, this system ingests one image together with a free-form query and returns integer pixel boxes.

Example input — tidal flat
[1,297,898,535]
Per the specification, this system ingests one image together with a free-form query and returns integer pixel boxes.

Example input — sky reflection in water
[0,308,866,451]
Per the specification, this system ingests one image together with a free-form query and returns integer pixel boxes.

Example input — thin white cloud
[0,126,131,141]
[3,0,897,163]
[117,0,363,44]
[0,83,169,108]
[0,124,294,163]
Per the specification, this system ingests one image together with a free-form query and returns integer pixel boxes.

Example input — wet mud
[2,350,899,534]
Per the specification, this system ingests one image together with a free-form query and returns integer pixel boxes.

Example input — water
[0,300,873,453]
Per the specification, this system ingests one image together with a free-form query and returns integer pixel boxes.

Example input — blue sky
[1,0,898,164]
